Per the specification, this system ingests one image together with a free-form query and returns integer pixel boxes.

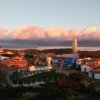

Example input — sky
[0,0,100,48]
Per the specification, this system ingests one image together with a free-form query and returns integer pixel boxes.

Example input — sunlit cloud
[0,25,100,41]
[0,25,100,47]
[79,27,100,40]
[47,28,64,38]
[0,27,7,39]
[82,27,97,33]
[7,25,46,40]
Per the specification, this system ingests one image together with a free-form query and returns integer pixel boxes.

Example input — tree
[10,71,19,81]
[24,54,34,59]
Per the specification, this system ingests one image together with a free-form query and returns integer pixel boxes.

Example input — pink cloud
[79,27,100,40]
[0,25,100,41]
[0,27,7,39]
[7,25,46,40]
[47,28,67,40]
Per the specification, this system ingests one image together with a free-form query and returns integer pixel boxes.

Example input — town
[0,35,100,100]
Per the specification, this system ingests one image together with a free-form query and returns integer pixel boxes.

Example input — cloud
[0,27,7,39]
[0,25,100,42]
[6,25,46,40]
[82,27,97,33]
[47,28,80,41]
[47,28,65,38]
[78,27,100,40]
[7,26,70,41]
[68,28,81,40]
[0,25,100,48]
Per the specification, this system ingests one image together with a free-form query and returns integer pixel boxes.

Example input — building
[53,54,78,68]
[77,58,100,69]
[0,56,28,77]
[0,56,10,61]
[89,69,100,79]
[0,49,17,58]
[81,65,91,73]
[28,65,52,72]
[52,34,79,69]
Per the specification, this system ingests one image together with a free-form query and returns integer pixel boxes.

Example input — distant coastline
[0,46,100,51]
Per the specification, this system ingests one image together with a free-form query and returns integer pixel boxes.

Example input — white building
[0,56,10,61]
[81,65,91,73]
[28,65,52,72]
[89,69,100,79]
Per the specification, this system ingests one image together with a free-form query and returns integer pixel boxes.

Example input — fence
[11,77,60,88]
[11,80,46,87]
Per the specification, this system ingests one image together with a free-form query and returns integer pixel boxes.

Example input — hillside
[22,48,100,58]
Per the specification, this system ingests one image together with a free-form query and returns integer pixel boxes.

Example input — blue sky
[0,0,100,29]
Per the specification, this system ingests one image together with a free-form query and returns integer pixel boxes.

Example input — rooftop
[0,56,28,68]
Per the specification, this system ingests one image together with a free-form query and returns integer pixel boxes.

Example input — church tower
[72,34,78,54]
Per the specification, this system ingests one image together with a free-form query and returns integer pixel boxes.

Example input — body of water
[0,46,100,51]
[37,46,100,51]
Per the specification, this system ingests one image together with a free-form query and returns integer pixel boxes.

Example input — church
[56,34,79,69]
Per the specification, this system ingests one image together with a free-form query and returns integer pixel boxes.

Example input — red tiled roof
[0,57,28,68]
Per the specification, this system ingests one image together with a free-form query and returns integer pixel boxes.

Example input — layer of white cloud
[0,25,100,41]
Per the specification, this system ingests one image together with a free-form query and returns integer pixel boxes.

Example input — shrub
[59,79,82,88]
[69,72,85,81]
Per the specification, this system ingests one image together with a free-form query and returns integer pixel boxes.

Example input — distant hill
[3,48,100,58]
[40,48,100,58]
[78,50,100,58]
[40,48,73,54]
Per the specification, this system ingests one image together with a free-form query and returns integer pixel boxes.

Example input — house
[80,65,91,73]
[94,70,100,79]
[54,54,78,68]
[77,58,100,67]
[28,65,52,73]
[0,56,10,61]
[77,58,94,65]
[0,50,17,58]
[94,58,100,66]
[0,56,28,77]
[80,64,100,80]
[89,69,100,79]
